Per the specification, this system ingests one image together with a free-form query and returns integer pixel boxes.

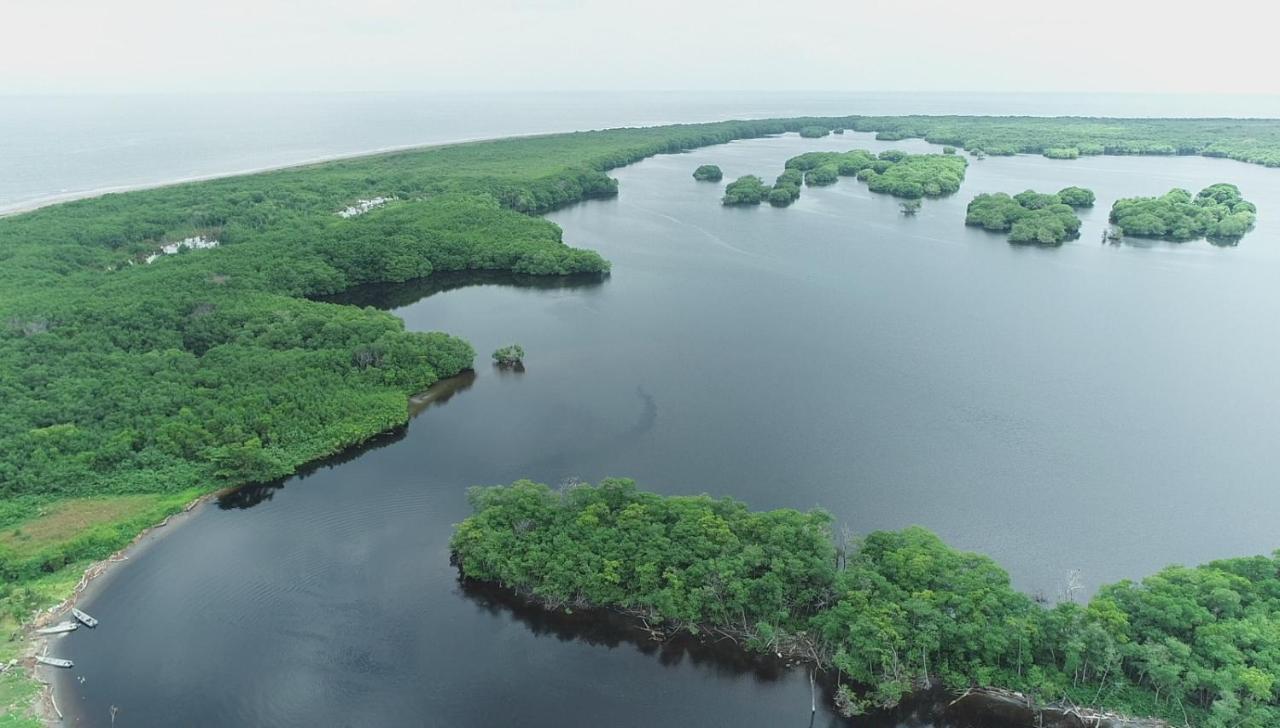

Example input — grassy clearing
[1,495,173,558]
[0,670,42,728]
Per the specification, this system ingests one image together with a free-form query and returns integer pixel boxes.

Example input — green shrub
[692,164,723,182]
[1111,184,1257,242]
[722,175,770,206]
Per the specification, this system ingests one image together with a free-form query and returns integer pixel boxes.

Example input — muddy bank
[948,688,1168,728]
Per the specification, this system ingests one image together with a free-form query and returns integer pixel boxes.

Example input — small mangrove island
[787,149,967,200]
[721,175,771,206]
[692,164,723,182]
[452,479,1280,726]
[492,344,525,367]
[1109,184,1257,243]
[966,187,1094,245]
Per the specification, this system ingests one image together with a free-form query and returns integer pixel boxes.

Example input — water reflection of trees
[316,270,608,311]
[454,575,995,728]
[457,574,789,681]
[218,371,476,510]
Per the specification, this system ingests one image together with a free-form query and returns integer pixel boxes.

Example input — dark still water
[58,132,1280,726]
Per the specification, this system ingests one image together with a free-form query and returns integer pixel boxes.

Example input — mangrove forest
[692,164,723,182]
[1109,184,1257,242]
[452,479,1280,727]
[965,187,1094,245]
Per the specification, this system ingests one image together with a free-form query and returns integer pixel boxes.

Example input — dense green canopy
[965,188,1091,245]
[1110,184,1257,242]
[454,480,1280,726]
[768,170,803,207]
[863,154,967,198]
[1056,186,1096,208]
[692,164,723,182]
[844,116,1280,167]
[721,175,771,205]
[774,149,967,204]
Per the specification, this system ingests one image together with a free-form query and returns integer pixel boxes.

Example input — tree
[722,175,770,205]
[1056,186,1096,208]
[966,191,1083,245]
[1111,184,1257,242]
[492,344,525,367]
[692,164,723,182]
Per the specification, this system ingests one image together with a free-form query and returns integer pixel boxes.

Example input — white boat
[71,608,98,628]
[36,656,73,668]
[36,622,78,635]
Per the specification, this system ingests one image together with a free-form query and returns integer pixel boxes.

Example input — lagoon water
[40,114,1280,726]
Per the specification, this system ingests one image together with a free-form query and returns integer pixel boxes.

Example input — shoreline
[24,489,216,726]
[9,110,1280,220]
[0,130,569,218]
[457,575,1169,728]
[18,371,477,727]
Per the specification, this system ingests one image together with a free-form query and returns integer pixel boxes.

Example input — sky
[3,0,1278,95]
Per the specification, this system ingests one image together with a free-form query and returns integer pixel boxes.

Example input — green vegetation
[943,146,957,155]
[492,344,525,367]
[966,188,1092,245]
[768,170,803,208]
[721,175,770,206]
[804,166,839,186]
[778,149,967,202]
[1110,184,1257,242]
[1056,185,1096,208]
[864,153,967,198]
[799,126,831,139]
[844,115,1280,167]
[692,164,723,182]
[453,479,1280,726]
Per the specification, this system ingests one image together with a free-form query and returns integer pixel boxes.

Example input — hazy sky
[4,0,1277,95]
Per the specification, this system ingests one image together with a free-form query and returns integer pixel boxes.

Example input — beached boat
[71,608,98,628]
[35,622,78,635]
[36,656,73,668]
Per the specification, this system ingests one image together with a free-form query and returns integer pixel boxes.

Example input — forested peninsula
[453,480,1280,727]
[842,116,1280,167]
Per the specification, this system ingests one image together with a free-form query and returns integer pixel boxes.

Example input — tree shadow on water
[315,270,608,311]
[453,575,1003,728]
